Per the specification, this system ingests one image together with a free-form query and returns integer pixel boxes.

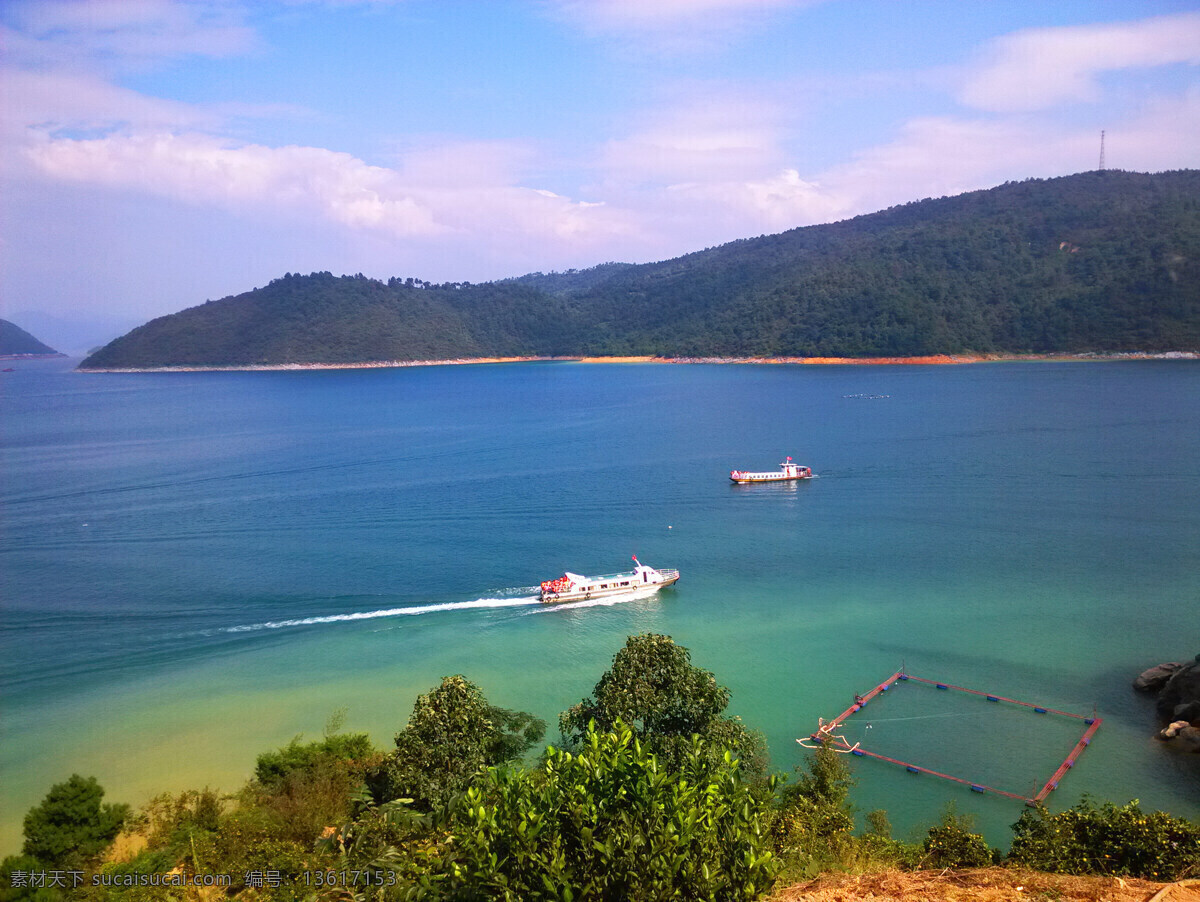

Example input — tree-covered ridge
[79,273,581,368]
[0,319,59,357]
[80,170,1200,369]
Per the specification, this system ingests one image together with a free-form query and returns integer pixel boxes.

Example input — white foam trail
[224,595,540,632]
[531,586,665,612]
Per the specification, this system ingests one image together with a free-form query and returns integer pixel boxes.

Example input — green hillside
[0,318,60,357]
[80,170,1200,369]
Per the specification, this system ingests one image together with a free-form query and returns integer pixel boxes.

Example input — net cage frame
[802,672,1102,805]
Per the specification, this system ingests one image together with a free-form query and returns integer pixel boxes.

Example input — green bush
[254,731,376,788]
[368,675,545,812]
[921,806,993,869]
[559,634,768,780]
[436,720,778,901]
[1008,798,1200,881]
[139,788,222,854]
[0,854,64,902]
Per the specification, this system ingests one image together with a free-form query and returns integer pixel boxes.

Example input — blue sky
[2,0,1199,339]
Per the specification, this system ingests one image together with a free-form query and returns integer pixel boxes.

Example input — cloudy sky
[2,0,1199,339]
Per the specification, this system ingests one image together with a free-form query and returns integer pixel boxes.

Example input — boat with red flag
[539,557,680,604]
[729,456,813,483]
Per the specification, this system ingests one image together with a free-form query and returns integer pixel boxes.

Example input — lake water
[2,357,1198,853]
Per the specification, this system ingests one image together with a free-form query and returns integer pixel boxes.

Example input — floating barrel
[986,695,999,702]
[852,749,864,757]
[936,683,948,690]
[1034,707,1048,714]
[970,785,985,793]
[898,674,909,681]
[880,684,890,691]
[906,765,920,774]
[1085,718,1096,724]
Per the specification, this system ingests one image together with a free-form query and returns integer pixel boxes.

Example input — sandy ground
[77,352,1197,373]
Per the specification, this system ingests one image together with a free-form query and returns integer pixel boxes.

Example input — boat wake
[223,594,541,632]
[221,584,667,634]
[531,586,666,612]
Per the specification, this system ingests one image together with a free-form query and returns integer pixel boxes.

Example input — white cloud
[960,12,1200,112]
[553,0,798,29]
[0,69,223,139]
[23,130,634,249]
[546,0,825,53]
[811,90,1200,219]
[6,0,255,67]
[601,95,786,183]
[23,132,435,236]
[664,168,841,230]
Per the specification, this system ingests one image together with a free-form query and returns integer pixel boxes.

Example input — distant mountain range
[0,319,61,358]
[80,170,1200,370]
[7,310,143,358]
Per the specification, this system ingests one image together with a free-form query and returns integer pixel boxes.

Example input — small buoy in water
[668,525,672,529]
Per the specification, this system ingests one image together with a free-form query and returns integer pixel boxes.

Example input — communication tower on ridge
[1099,130,1106,172]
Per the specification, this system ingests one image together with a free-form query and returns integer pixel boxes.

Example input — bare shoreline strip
[76,351,1197,373]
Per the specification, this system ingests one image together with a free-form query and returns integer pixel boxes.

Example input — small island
[0,319,63,360]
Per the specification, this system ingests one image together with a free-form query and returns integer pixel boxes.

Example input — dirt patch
[769,868,1200,902]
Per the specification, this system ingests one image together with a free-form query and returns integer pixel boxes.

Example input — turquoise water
[2,357,1198,852]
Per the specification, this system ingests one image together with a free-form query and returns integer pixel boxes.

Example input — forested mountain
[80,170,1200,369]
[0,318,60,357]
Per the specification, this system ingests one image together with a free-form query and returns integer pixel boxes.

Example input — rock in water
[1176,726,1200,752]
[1133,662,1182,692]
[1156,654,1200,724]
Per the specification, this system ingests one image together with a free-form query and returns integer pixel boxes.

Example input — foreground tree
[439,720,778,901]
[19,775,129,870]
[559,633,768,777]
[771,744,857,872]
[368,675,545,811]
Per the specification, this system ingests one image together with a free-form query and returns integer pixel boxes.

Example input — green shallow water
[2,358,1198,852]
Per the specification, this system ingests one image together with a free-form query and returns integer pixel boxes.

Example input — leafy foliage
[254,731,376,788]
[771,745,857,877]
[1008,798,1200,881]
[80,171,1200,368]
[7,643,1200,901]
[436,720,778,901]
[559,633,768,779]
[921,805,994,869]
[19,775,129,870]
[368,675,545,811]
[319,795,440,895]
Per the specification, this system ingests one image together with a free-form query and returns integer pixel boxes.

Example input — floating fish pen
[801,672,1102,805]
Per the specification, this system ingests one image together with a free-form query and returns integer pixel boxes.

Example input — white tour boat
[729,456,813,484]
[539,557,680,604]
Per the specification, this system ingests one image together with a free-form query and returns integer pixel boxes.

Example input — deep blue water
[2,357,1198,852]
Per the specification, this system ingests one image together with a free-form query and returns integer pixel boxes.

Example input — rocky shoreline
[1134,654,1200,751]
